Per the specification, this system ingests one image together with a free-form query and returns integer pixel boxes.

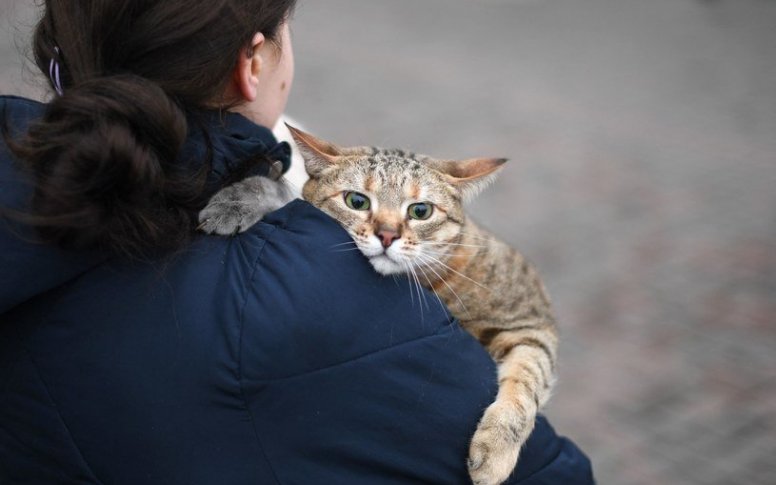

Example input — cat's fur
[199,127,558,485]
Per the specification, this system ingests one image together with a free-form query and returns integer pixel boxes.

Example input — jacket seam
[236,224,283,485]
[1,256,111,315]
[16,343,105,485]
[251,323,456,384]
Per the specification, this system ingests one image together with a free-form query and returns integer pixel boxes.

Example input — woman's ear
[233,32,266,102]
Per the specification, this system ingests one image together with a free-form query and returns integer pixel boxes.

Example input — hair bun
[19,75,194,255]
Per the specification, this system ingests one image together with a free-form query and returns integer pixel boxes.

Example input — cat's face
[303,149,467,275]
[290,127,505,276]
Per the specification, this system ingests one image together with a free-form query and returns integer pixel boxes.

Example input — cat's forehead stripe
[407,183,421,200]
[365,175,376,193]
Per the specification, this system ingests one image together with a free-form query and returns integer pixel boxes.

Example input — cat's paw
[467,400,532,485]
[198,176,292,235]
[198,184,262,235]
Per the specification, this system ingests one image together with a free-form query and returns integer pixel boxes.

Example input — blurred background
[2,0,775,483]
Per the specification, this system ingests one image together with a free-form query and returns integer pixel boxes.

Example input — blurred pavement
[3,0,775,483]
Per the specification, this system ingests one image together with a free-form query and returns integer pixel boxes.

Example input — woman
[0,1,593,483]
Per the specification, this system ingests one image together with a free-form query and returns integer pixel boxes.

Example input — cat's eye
[344,192,371,211]
[408,203,433,220]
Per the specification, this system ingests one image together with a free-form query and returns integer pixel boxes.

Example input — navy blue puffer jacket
[0,96,593,484]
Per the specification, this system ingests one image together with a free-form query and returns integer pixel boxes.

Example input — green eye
[344,192,371,211]
[408,203,433,220]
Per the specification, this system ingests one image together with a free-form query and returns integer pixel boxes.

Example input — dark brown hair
[6,0,296,256]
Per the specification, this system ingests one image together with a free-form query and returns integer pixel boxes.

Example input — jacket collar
[181,109,292,197]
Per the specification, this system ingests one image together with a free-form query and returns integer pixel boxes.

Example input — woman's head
[34,0,296,117]
[231,26,295,130]
[9,0,297,256]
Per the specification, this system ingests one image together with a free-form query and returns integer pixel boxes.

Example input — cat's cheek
[430,222,462,244]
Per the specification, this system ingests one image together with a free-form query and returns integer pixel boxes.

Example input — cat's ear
[432,158,507,201]
[286,124,346,177]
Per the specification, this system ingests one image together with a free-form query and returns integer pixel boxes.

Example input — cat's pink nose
[376,228,400,248]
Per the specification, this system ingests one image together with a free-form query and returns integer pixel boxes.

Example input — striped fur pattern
[291,127,559,485]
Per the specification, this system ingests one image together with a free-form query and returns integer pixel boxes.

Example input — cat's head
[290,125,506,276]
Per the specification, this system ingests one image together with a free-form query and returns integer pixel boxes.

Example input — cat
[199,126,559,485]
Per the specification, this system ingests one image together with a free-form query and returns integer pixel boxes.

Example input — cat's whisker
[412,259,445,305]
[415,254,471,319]
[419,253,491,292]
[331,247,363,253]
[418,248,458,258]
[403,260,429,323]
[407,262,430,313]
[424,241,487,249]
[402,261,416,308]
[414,253,447,271]
[412,259,433,313]
[421,243,464,253]
[330,240,358,248]
[413,260,447,314]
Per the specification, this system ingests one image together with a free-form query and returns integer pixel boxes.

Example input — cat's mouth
[352,234,410,275]
[368,253,407,275]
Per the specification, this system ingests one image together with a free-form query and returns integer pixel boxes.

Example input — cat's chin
[369,255,406,276]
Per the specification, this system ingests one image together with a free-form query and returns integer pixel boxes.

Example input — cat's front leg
[467,326,558,485]
[467,383,538,485]
[198,176,294,235]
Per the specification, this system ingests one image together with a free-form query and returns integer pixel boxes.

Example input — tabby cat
[199,127,559,485]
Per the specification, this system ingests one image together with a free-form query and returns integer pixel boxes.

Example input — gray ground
[2,0,775,483]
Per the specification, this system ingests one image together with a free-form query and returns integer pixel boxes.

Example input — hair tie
[48,46,64,96]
